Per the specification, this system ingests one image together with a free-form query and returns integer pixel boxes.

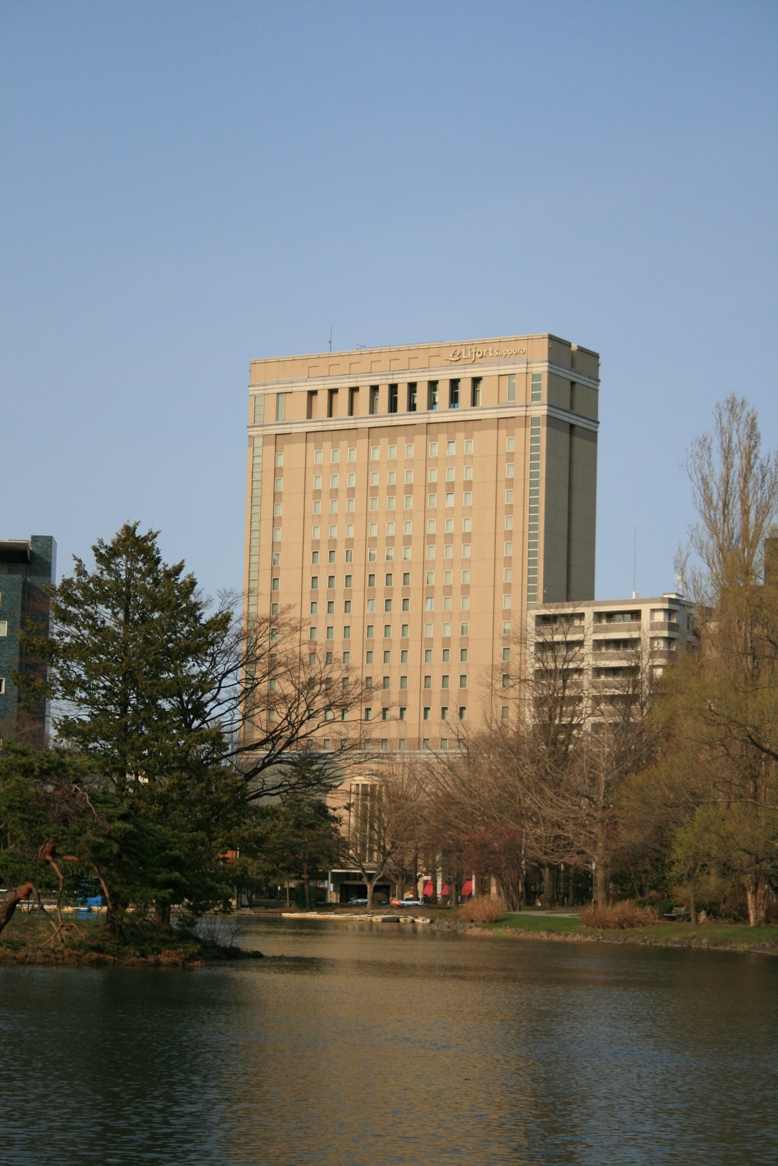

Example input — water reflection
[1,920,776,1165]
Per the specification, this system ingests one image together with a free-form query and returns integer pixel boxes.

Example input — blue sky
[2,1,776,600]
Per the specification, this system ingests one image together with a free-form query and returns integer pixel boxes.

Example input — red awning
[461,880,473,898]
[422,880,434,897]
[441,883,450,896]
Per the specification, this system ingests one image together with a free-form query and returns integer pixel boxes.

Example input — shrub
[461,896,506,924]
[580,900,657,930]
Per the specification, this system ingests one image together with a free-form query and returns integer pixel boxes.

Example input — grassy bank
[0,911,261,967]
[477,911,778,954]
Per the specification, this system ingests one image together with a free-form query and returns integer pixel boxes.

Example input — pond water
[1,918,776,1165]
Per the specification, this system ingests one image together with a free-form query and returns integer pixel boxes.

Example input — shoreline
[3,908,776,966]
[460,921,778,957]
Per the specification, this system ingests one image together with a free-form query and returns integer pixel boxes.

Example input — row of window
[308,623,473,640]
[277,375,544,422]
[305,491,476,514]
[270,435,523,474]
[298,465,481,491]
[308,596,473,615]
[364,705,468,721]
[300,624,517,652]
[317,738,467,753]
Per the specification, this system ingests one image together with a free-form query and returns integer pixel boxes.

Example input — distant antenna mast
[632,527,638,599]
[328,325,332,352]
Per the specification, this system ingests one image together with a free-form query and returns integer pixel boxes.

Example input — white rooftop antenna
[632,527,638,599]
[328,325,332,352]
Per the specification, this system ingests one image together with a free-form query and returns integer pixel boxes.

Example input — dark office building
[0,536,56,744]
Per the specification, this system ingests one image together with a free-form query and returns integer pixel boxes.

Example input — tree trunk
[303,859,311,910]
[746,876,768,927]
[153,905,171,927]
[593,861,608,908]
[688,884,697,925]
[0,883,34,936]
[541,864,556,908]
[105,909,124,937]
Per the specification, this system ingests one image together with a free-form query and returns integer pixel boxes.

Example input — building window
[460,623,469,636]
[449,380,460,408]
[403,546,411,560]
[441,675,449,689]
[275,452,284,467]
[0,622,7,637]
[309,628,317,640]
[364,709,372,721]
[389,445,396,459]
[462,544,471,558]
[427,381,439,410]
[506,463,515,478]
[407,384,417,412]
[348,387,358,416]
[507,374,516,402]
[459,675,468,688]
[401,623,409,637]
[272,528,281,542]
[531,372,542,402]
[389,384,398,413]
[369,385,380,414]
[423,708,430,720]
[424,675,431,689]
[276,393,286,420]
[423,738,430,749]
[446,493,454,507]
[383,624,391,637]
[343,625,351,638]
[400,676,407,689]
[506,436,515,452]
[366,625,374,638]
[471,378,482,407]
[461,569,470,583]
[404,495,413,509]
[501,706,509,720]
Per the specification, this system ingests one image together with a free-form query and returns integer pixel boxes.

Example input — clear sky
[2,1,776,601]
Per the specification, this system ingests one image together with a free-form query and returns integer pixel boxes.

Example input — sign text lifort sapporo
[447,344,526,362]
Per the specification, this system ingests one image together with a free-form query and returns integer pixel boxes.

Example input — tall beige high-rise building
[245,332,599,752]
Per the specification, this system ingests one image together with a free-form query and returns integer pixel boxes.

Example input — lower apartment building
[524,592,696,719]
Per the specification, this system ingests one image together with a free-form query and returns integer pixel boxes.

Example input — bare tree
[679,394,778,601]
[190,599,369,800]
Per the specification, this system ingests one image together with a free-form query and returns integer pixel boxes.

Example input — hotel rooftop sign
[447,344,527,362]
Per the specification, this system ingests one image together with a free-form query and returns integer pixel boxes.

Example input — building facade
[0,536,56,744]
[524,592,696,721]
[245,333,599,749]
